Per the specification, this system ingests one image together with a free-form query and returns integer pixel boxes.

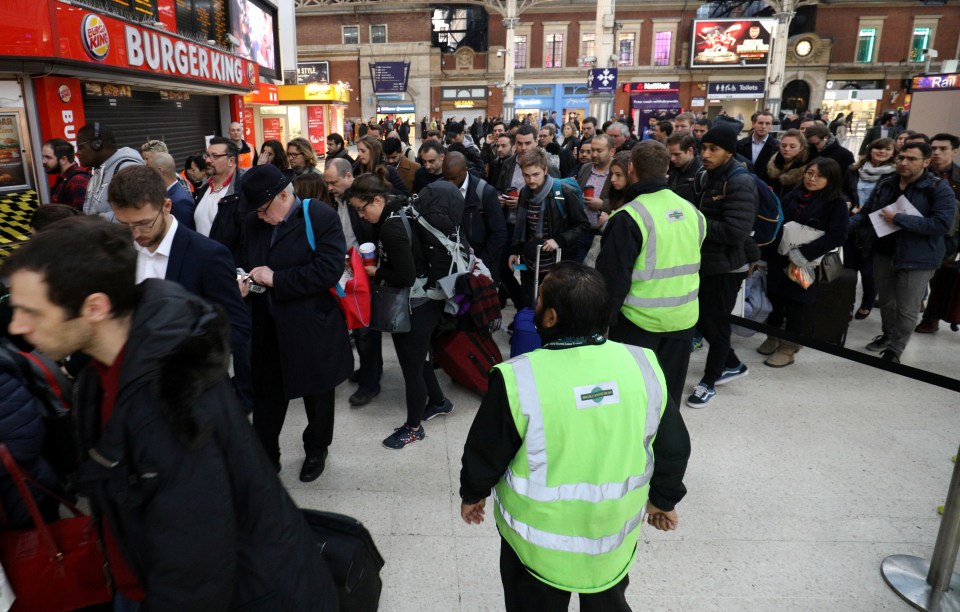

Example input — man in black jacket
[3,218,338,611]
[325,133,355,165]
[666,132,703,206]
[443,152,507,284]
[805,124,855,175]
[194,137,245,265]
[735,111,778,174]
[687,127,757,408]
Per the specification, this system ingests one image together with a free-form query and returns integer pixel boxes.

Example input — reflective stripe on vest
[501,345,663,504]
[626,197,705,282]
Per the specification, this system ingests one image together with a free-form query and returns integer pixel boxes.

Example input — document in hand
[869,195,923,238]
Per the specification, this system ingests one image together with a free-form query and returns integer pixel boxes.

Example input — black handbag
[818,251,844,284]
[369,284,411,333]
[301,509,385,612]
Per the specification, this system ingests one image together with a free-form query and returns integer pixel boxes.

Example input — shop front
[559,85,590,127]
[275,83,350,157]
[625,82,682,133]
[705,81,765,123]
[242,82,280,156]
[440,86,488,123]
[820,79,884,136]
[1,2,260,227]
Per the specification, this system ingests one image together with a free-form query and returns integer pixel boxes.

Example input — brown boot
[757,336,780,355]
[915,318,939,334]
[764,341,800,368]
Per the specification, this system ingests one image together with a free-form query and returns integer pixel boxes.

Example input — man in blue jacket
[850,141,956,363]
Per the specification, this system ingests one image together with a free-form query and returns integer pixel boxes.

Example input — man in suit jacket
[384,137,421,195]
[736,111,779,175]
[859,112,900,157]
[108,166,253,412]
[148,152,197,230]
[442,152,507,284]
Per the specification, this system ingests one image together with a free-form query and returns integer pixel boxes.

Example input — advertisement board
[690,19,775,68]
[297,62,330,85]
[262,117,283,142]
[306,106,326,155]
[0,112,29,193]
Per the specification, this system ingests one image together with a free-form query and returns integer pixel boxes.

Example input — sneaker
[880,349,900,364]
[423,398,454,421]
[715,362,748,385]
[691,335,704,352]
[865,334,888,352]
[382,425,425,450]
[685,384,716,408]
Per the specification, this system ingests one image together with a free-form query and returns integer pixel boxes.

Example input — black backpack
[402,181,472,287]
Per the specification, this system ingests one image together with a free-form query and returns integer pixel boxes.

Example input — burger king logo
[82,14,110,61]
[58,84,72,103]
[247,63,256,87]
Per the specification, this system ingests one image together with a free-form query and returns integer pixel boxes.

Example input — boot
[757,335,780,355]
[764,341,800,368]
[915,318,939,334]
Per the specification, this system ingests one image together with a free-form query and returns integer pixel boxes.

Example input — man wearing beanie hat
[239,164,353,481]
[686,125,758,408]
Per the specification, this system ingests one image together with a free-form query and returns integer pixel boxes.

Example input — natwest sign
[55,8,257,91]
[623,82,680,93]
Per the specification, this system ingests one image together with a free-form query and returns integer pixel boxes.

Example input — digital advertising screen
[690,19,775,68]
[230,0,278,77]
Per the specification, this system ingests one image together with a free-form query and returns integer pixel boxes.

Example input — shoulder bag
[370,211,413,333]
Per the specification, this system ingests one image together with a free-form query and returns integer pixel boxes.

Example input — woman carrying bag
[345,174,453,450]
[757,157,849,367]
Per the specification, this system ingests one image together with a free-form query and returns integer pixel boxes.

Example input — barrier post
[881,443,960,611]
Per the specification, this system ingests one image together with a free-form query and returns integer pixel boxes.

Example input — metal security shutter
[82,88,221,168]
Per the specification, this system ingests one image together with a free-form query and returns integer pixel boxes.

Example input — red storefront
[1,0,261,204]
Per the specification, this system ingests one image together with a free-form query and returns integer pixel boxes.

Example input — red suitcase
[434,330,503,395]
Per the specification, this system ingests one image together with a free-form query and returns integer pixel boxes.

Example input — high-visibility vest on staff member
[615,189,706,333]
[493,341,667,593]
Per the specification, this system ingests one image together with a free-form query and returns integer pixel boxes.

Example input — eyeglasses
[896,155,924,163]
[121,208,163,231]
[287,151,304,158]
[204,152,229,159]
[255,198,274,215]
[803,170,826,180]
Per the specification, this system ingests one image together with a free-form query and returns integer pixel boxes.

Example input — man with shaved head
[442,151,507,283]
[229,121,256,169]
[148,151,197,230]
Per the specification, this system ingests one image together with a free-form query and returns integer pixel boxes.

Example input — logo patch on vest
[666,209,685,222]
[574,382,620,409]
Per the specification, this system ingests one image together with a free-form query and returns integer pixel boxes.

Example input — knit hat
[700,126,738,154]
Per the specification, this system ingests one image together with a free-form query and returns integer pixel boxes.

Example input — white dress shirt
[194,179,230,236]
[460,174,470,200]
[135,217,178,283]
[751,135,769,164]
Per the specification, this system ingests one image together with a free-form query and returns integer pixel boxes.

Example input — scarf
[858,161,896,183]
[529,175,555,205]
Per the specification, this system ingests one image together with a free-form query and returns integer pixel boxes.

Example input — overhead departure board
[175,0,229,44]
[103,0,158,20]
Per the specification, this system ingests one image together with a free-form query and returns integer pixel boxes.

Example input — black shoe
[348,369,361,384]
[349,388,379,407]
[880,349,900,364]
[299,450,328,482]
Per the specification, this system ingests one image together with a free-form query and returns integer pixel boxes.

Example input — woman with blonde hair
[763,128,810,199]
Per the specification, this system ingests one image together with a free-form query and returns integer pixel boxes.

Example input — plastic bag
[787,263,814,289]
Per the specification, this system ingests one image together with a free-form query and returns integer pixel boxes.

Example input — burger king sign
[82,14,110,61]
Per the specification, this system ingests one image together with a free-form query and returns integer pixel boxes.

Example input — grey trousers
[872,253,936,355]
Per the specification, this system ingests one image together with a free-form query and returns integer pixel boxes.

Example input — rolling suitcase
[434,330,503,395]
[510,246,559,358]
[809,268,856,346]
[301,509,385,612]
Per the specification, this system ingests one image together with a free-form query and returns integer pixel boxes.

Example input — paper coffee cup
[359,242,378,267]
[583,186,595,198]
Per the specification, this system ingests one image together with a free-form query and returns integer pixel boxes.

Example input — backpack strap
[302,198,316,251]
[551,182,568,218]
[474,177,488,203]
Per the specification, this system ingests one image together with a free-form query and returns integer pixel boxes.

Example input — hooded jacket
[83,147,145,219]
[75,280,337,611]
[697,158,758,275]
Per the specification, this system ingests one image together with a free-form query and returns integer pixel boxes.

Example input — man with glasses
[804,124,855,175]
[75,123,144,220]
[194,137,244,263]
[850,142,956,362]
[239,164,351,481]
[109,165,253,413]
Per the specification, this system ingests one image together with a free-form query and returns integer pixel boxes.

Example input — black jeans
[353,327,383,393]
[252,314,335,463]
[392,300,445,427]
[608,319,692,411]
[500,538,631,612]
[843,236,877,309]
[696,272,746,387]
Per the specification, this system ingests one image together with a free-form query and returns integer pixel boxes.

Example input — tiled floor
[278,302,959,611]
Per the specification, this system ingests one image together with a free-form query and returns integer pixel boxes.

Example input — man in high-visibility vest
[460,262,690,610]
[596,140,706,409]
[229,121,257,170]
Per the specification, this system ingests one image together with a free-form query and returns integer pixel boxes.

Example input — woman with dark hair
[757,157,848,367]
[606,152,632,213]
[258,139,289,170]
[293,172,331,206]
[843,137,896,319]
[354,135,409,195]
[344,174,452,450]
[181,154,207,195]
[763,128,810,199]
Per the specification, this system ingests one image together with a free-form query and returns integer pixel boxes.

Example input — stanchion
[881,443,960,611]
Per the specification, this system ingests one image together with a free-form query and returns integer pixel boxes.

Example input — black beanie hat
[701,126,738,154]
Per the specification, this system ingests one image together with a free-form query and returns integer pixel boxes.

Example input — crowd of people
[8,100,957,608]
